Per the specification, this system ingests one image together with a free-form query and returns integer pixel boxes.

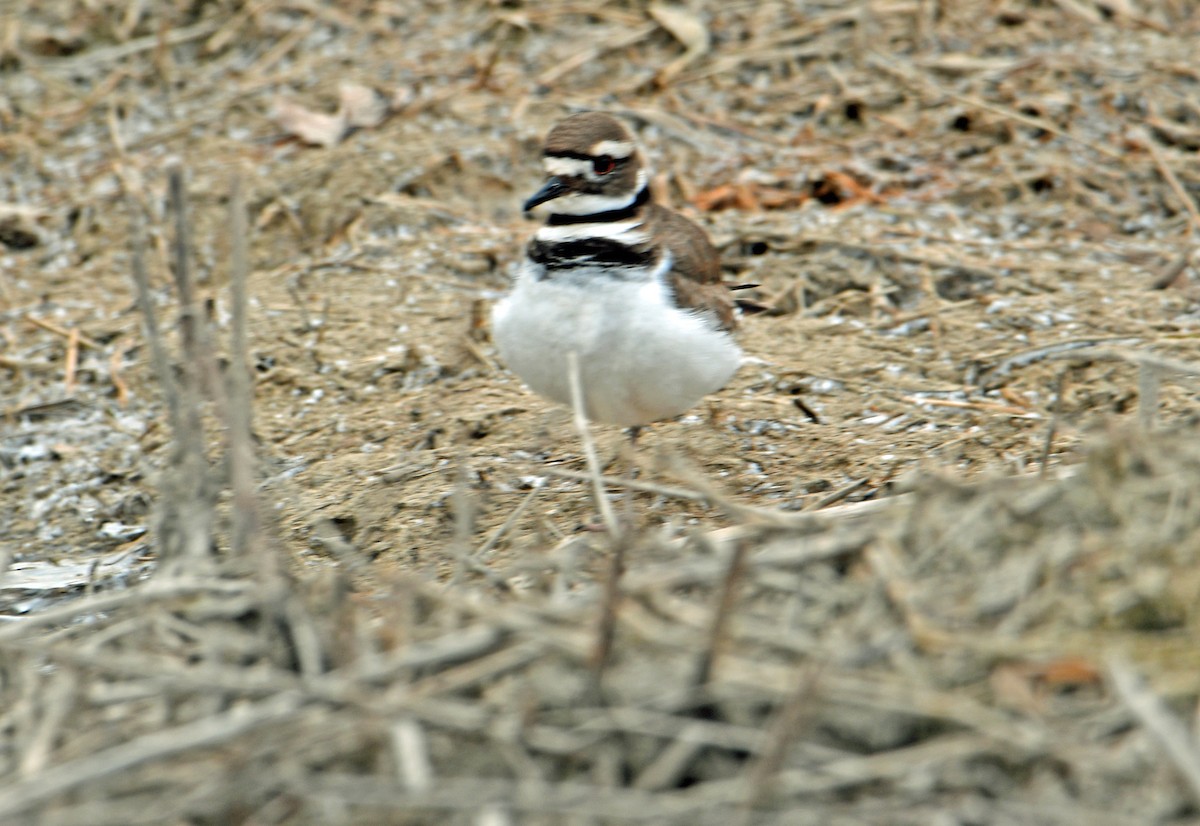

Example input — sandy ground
[5,0,1199,578]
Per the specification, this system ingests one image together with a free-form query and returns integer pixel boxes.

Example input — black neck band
[546,186,650,226]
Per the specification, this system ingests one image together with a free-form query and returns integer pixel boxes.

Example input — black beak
[523,177,569,213]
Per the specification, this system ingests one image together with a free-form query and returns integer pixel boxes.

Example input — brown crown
[543,113,634,155]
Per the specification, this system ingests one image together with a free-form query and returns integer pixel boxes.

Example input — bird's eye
[592,156,615,175]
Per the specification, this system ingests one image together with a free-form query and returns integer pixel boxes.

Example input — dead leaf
[272,99,346,148]
[918,54,1025,75]
[272,82,402,147]
[339,82,389,129]
[648,2,709,86]
[991,662,1043,713]
[691,182,808,212]
[1034,657,1102,689]
[991,656,1103,713]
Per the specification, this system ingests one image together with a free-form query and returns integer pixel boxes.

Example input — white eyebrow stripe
[536,220,648,244]
[543,157,592,177]
[590,140,635,158]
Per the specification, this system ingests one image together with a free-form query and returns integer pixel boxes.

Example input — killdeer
[492,112,742,427]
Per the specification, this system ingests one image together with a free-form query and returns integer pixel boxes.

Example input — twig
[1138,362,1160,431]
[0,693,304,820]
[226,175,259,559]
[108,340,130,407]
[738,666,819,819]
[17,670,76,777]
[691,538,749,688]
[1039,367,1069,478]
[543,467,706,503]
[31,18,221,74]
[901,395,1039,418]
[391,718,434,792]
[973,337,1143,389]
[537,24,657,86]
[1108,657,1200,803]
[1049,347,1200,377]
[23,315,102,350]
[1150,248,1194,290]
[473,483,542,559]
[0,575,258,644]
[62,327,79,393]
[632,722,708,791]
[567,351,618,536]
[588,537,625,690]
[872,54,1124,160]
[1142,129,1200,235]
[304,774,719,819]
[128,217,182,443]
[164,165,216,566]
[664,453,873,531]
[802,477,868,511]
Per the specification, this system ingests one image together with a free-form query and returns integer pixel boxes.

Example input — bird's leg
[624,426,644,479]
[627,425,643,450]
[618,425,643,531]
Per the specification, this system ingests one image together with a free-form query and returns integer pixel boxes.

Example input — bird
[491,112,742,429]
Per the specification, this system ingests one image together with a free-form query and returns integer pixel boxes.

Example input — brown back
[648,205,736,331]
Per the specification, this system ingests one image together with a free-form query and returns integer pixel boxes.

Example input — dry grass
[4,1,1200,823]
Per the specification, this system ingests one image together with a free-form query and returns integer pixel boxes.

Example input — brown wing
[650,204,736,331]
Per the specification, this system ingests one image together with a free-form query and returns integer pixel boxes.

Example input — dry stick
[22,623,505,713]
[1108,657,1200,803]
[1150,247,1194,290]
[62,326,79,393]
[901,395,1038,418]
[0,576,257,643]
[802,477,868,512]
[23,315,103,349]
[449,455,479,589]
[1143,129,1200,235]
[447,457,512,592]
[1049,347,1200,378]
[168,168,197,358]
[1138,362,1160,432]
[129,214,182,437]
[473,483,542,559]
[537,23,656,86]
[34,18,221,74]
[303,775,718,820]
[566,350,618,535]
[974,336,1143,389]
[632,728,707,792]
[226,176,259,559]
[1039,367,1070,478]
[691,538,749,689]
[871,54,1124,161]
[108,340,130,407]
[736,666,820,822]
[545,467,706,503]
[165,166,214,566]
[391,717,434,792]
[282,594,327,681]
[17,669,76,778]
[665,454,827,530]
[588,536,626,691]
[0,692,304,820]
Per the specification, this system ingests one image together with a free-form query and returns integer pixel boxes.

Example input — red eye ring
[593,156,615,175]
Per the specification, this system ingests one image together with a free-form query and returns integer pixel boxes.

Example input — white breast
[492,260,741,426]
